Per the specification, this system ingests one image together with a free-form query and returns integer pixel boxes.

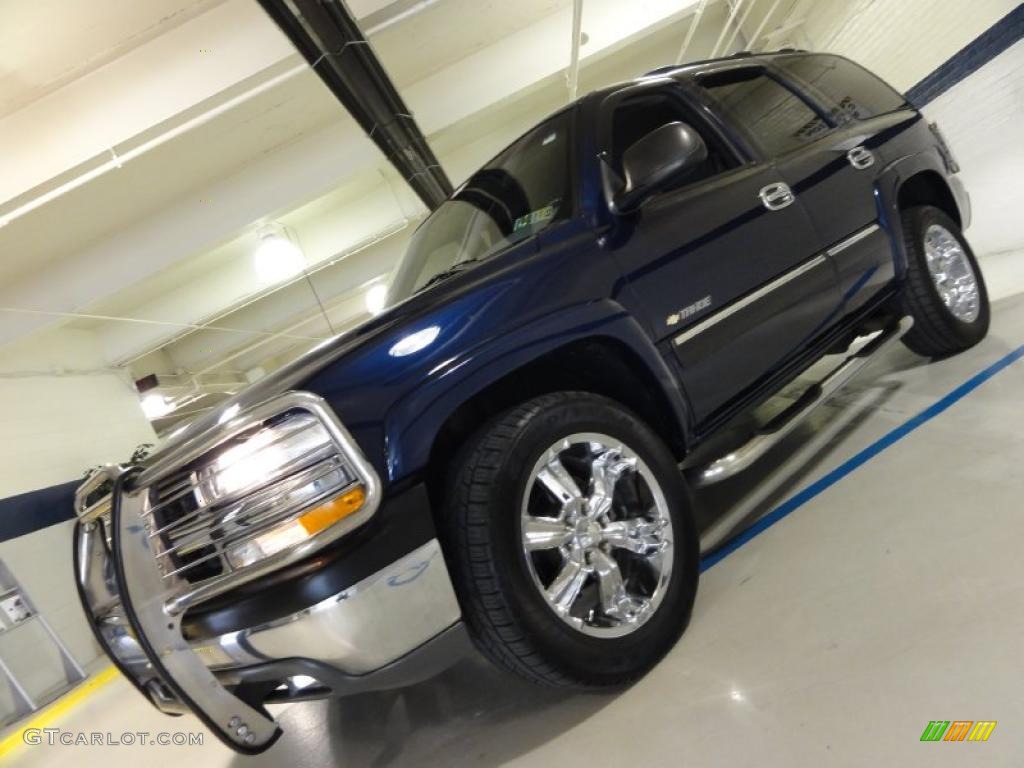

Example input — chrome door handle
[759,182,794,211]
[846,145,875,170]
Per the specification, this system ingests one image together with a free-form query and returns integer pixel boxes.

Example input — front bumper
[73,470,464,754]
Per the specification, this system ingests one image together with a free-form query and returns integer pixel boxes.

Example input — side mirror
[609,121,708,214]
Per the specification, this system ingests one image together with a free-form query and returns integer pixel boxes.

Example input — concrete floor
[8,252,1024,767]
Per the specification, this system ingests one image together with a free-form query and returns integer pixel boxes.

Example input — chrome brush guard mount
[72,392,384,754]
[75,467,280,753]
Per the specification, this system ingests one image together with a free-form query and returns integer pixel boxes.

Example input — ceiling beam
[256,0,452,210]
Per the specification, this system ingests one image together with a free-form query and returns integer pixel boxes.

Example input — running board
[688,316,913,488]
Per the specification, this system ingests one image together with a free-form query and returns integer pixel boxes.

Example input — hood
[141,313,398,470]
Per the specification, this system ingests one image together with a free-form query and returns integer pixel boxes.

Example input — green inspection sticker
[513,201,559,232]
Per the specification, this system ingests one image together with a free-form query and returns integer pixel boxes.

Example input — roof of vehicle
[579,48,814,105]
[425,49,817,213]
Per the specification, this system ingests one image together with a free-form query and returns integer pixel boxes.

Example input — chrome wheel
[520,432,674,638]
[924,224,980,322]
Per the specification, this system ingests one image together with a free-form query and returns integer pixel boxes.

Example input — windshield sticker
[513,201,559,232]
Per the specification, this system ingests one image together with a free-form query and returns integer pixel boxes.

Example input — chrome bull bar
[73,465,281,754]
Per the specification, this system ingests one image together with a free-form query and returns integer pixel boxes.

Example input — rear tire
[898,205,989,357]
[441,392,699,689]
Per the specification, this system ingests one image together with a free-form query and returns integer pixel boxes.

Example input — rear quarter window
[699,69,830,157]
[774,54,909,122]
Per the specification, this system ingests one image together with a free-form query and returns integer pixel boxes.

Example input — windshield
[388,110,572,303]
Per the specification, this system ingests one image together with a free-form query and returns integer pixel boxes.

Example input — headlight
[143,392,380,614]
[152,409,373,588]
[203,413,341,498]
[194,412,367,570]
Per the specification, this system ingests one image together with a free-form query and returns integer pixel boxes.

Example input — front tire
[441,392,699,689]
[898,205,989,357]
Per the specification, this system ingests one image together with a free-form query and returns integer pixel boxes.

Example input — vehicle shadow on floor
[237,652,617,766]
[692,375,905,539]
[232,365,908,767]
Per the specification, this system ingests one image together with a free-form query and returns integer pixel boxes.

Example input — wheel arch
[420,334,691,512]
[896,169,962,226]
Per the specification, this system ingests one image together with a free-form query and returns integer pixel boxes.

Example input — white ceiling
[0,0,226,118]
[0,66,345,290]
[369,0,573,84]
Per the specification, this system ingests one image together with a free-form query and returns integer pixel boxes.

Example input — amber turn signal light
[298,485,366,535]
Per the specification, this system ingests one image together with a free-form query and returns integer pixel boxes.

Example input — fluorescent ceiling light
[254,231,305,284]
[365,284,388,315]
[141,393,174,419]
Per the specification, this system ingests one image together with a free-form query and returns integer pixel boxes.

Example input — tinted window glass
[775,54,908,122]
[700,70,828,156]
[388,111,571,302]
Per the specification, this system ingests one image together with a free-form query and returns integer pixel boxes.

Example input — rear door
[767,54,912,316]
[600,79,840,424]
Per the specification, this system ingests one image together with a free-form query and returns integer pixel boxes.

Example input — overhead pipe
[256,0,452,211]
[363,0,440,35]
[675,0,710,64]
[566,0,584,101]
[0,63,306,228]
[720,0,759,54]
[756,0,808,51]
[746,0,783,51]
[710,0,746,58]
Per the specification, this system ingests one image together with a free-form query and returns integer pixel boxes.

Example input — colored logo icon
[920,721,996,742]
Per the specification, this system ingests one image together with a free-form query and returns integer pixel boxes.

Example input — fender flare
[381,299,692,483]
[877,149,964,275]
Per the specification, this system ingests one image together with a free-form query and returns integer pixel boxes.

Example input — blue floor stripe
[700,342,1024,572]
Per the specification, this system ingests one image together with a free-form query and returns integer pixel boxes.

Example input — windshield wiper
[417,259,480,292]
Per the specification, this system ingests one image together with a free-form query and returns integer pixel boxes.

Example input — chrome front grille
[150,471,222,583]
[76,392,382,616]
[150,459,355,584]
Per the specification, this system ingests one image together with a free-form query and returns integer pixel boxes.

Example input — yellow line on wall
[0,666,120,760]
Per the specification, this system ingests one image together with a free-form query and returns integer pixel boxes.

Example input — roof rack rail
[643,64,682,76]
[642,48,810,77]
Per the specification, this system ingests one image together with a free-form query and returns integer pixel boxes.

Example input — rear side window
[699,69,829,157]
[774,54,908,122]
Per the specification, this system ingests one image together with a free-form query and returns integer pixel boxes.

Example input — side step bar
[688,316,913,488]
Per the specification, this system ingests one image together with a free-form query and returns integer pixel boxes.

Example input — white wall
[802,0,1023,256]
[0,330,158,694]
[923,41,1024,256]
[802,0,1018,90]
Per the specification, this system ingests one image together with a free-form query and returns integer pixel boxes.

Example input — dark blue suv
[74,51,987,752]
